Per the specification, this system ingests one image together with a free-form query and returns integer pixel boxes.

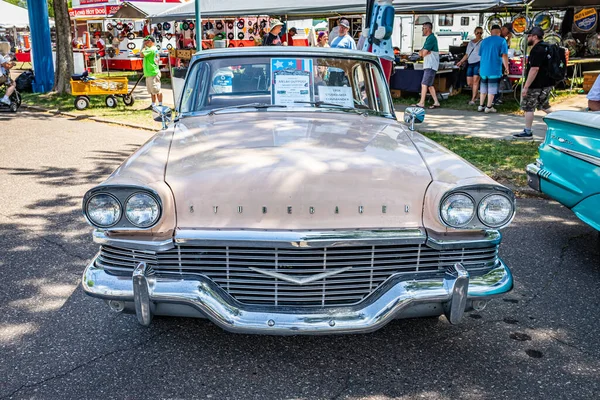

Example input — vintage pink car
[82,47,514,334]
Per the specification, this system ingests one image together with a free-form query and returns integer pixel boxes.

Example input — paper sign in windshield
[271,58,314,106]
[318,86,354,108]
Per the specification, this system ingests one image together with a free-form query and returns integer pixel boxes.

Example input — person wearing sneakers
[0,55,16,106]
[415,22,441,109]
[140,35,162,109]
[456,26,483,106]
[513,27,555,140]
[478,24,508,114]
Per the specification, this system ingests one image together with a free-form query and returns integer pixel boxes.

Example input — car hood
[166,112,432,229]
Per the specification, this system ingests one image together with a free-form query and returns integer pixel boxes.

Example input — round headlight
[86,194,121,227]
[478,194,513,228]
[441,193,475,227]
[125,193,160,227]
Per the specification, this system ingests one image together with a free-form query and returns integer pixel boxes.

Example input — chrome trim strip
[174,229,427,248]
[426,230,501,250]
[526,162,541,176]
[82,259,512,335]
[549,145,600,168]
[93,230,174,252]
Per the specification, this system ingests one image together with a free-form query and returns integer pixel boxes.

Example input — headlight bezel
[83,185,163,230]
[439,192,476,228]
[124,192,162,228]
[439,185,515,230]
[85,193,122,228]
[477,193,515,228]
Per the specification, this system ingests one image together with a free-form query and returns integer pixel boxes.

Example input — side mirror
[152,105,172,129]
[403,107,425,131]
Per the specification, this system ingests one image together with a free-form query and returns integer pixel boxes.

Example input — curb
[21,104,157,132]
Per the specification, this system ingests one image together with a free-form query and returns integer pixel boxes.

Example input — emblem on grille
[248,266,353,285]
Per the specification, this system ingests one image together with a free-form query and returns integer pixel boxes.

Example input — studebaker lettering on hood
[82,47,515,335]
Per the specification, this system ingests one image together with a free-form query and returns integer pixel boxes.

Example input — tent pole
[195,0,201,52]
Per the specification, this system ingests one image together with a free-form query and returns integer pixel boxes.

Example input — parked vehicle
[81,47,514,334]
[527,111,600,231]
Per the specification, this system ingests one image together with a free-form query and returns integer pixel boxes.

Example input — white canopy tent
[0,0,54,29]
[150,0,507,22]
[0,0,32,28]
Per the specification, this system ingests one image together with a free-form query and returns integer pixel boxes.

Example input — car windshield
[179,55,394,117]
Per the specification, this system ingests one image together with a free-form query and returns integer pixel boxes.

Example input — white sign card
[317,86,355,108]
[271,58,314,106]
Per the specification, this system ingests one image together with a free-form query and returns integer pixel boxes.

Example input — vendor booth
[0,0,36,61]
[69,1,182,71]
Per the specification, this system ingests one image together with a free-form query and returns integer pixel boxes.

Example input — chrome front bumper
[82,257,513,335]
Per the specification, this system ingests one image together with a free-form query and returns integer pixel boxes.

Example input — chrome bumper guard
[526,162,541,192]
[83,257,513,335]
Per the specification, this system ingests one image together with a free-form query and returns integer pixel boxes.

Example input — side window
[438,14,454,27]
[461,17,470,26]
[353,65,370,108]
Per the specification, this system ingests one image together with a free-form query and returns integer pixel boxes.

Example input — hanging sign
[271,58,314,106]
[573,8,598,33]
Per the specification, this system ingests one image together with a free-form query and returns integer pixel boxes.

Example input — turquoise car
[527,111,600,231]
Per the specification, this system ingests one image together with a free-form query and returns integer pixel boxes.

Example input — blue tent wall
[26,0,54,92]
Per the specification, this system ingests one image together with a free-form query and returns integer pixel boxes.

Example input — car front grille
[96,243,499,307]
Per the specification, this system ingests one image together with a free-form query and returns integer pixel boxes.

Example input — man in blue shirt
[330,19,357,50]
[478,25,509,113]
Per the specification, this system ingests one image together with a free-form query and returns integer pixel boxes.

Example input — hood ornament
[248,266,352,285]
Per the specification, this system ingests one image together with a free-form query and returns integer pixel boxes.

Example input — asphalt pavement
[1,111,599,400]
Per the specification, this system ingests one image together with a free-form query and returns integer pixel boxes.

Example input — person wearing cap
[330,19,357,50]
[477,24,509,113]
[501,23,514,46]
[141,35,162,108]
[94,32,106,58]
[513,27,555,140]
[263,20,283,46]
[0,55,16,105]
[283,27,297,46]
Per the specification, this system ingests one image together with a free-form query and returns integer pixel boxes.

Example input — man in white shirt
[330,19,357,50]
[588,74,600,111]
[0,55,16,106]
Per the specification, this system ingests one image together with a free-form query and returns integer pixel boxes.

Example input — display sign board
[69,5,120,18]
[271,58,314,106]
[80,0,109,5]
[573,8,598,33]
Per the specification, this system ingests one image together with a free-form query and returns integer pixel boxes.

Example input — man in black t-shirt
[514,27,554,140]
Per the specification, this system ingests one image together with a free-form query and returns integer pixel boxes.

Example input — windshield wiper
[294,101,369,116]
[208,103,287,116]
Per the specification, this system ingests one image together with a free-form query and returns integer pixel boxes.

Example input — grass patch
[394,89,577,115]
[422,132,539,188]
[21,92,161,129]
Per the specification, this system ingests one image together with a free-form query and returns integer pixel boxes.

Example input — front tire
[123,95,135,106]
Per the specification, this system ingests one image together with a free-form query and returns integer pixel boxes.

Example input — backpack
[542,42,567,83]
[15,70,34,92]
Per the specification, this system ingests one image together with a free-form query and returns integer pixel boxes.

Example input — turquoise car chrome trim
[549,144,600,168]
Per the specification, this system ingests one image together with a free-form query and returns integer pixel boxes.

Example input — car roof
[191,46,380,62]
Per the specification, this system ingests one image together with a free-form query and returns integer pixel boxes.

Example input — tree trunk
[52,0,73,94]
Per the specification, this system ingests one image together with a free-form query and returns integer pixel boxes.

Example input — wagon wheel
[105,95,118,108]
[123,94,135,106]
[74,96,90,110]
[9,102,18,113]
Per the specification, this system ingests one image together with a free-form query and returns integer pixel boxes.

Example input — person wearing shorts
[415,22,440,109]
[513,27,555,140]
[456,27,483,105]
[478,25,508,113]
[141,35,162,108]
